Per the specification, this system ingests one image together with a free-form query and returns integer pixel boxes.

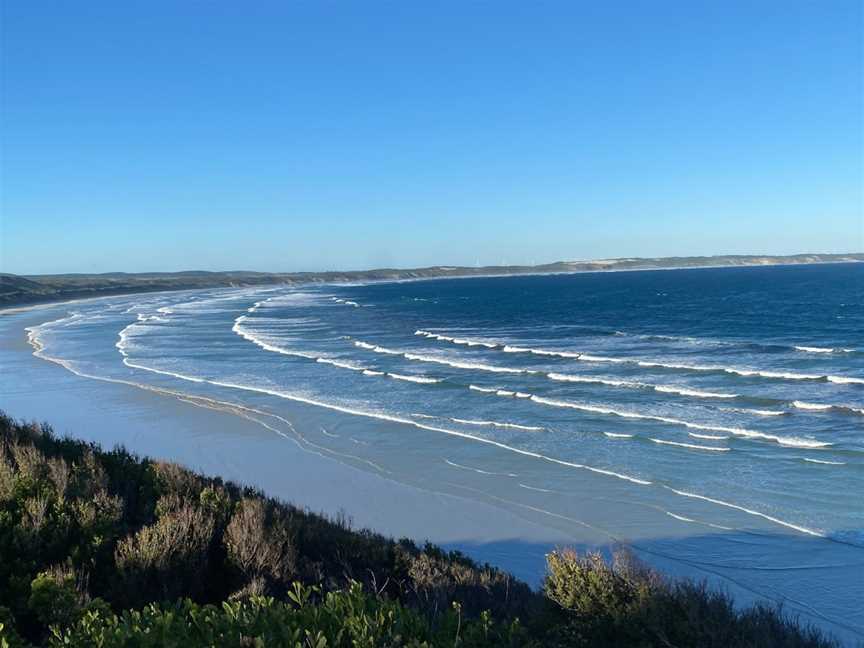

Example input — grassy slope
[0,413,838,647]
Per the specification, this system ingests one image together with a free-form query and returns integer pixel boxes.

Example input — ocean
[7,263,864,641]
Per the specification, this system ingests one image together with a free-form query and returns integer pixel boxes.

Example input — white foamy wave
[791,401,864,416]
[387,373,441,384]
[452,418,544,431]
[663,487,823,537]
[666,511,696,523]
[793,401,832,411]
[316,358,364,371]
[444,336,862,385]
[688,432,729,440]
[332,297,360,307]
[415,330,498,348]
[794,345,854,354]
[548,372,633,387]
[354,341,400,355]
[519,483,554,493]
[354,339,525,372]
[651,438,729,452]
[30,314,654,488]
[232,318,318,359]
[802,458,846,465]
[604,432,633,439]
[526,394,830,448]
[136,313,169,323]
[403,352,523,373]
[580,354,628,363]
[730,408,786,417]
[548,372,737,399]
[207,379,654,485]
[826,375,864,385]
[653,385,736,399]
[469,384,497,393]
[443,459,518,477]
[355,338,864,390]
[362,369,384,376]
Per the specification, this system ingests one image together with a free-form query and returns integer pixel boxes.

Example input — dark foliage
[0,412,837,647]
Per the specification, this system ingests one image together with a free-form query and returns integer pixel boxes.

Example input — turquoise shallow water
[5,263,864,642]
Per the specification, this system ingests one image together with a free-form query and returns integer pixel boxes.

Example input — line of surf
[233,309,445,385]
[418,329,860,359]
[443,459,518,477]
[452,418,544,431]
[29,315,835,542]
[110,330,653,486]
[547,372,737,399]
[662,486,823,537]
[361,341,747,401]
[416,332,864,385]
[793,401,864,416]
[650,438,730,452]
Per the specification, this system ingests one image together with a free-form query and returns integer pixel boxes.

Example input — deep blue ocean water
[11,263,864,640]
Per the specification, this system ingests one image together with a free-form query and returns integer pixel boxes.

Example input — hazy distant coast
[2,252,861,309]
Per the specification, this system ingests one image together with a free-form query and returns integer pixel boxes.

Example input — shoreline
[3,293,862,642]
[1,307,572,585]
[3,257,861,316]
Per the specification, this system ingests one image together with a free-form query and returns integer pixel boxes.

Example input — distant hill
[1,253,861,309]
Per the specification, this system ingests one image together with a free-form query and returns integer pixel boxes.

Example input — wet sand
[2,304,861,644]
[0,307,570,585]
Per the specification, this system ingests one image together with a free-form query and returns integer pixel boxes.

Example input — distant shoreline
[2,253,861,312]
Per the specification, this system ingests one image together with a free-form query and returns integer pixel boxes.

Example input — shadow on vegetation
[0,413,846,647]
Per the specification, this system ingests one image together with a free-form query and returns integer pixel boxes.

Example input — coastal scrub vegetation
[0,412,837,647]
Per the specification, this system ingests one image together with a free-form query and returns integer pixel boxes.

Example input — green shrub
[225,498,296,589]
[0,411,840,647]
[47,582,529,648]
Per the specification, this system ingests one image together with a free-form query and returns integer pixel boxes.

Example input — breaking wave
[418,335,864,385]
[650,438,730,452]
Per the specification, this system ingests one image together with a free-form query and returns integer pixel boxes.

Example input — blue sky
[1,2,861,274]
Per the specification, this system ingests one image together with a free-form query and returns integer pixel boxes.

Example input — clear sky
[1,2,861,274]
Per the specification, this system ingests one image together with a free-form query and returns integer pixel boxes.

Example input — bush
[114,504,216,606]
[225,498,296,589]
[0,411,839,647]
[45,582,529,648]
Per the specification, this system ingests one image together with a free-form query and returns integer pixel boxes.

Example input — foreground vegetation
[0,412,837,646]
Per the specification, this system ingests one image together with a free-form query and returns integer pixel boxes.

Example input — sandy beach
[0,306,571,585]
[3,290,862,645]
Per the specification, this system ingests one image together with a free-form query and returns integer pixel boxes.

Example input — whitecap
[387,373,441,384]
[793,401,832,411]
[663,487,823,537]
[651,438,729,452]
[653,385,736,399]
[666,511,696,523]
[452,418,544,431]
[316,358,364,371]
[732,408,786,417]
[802,458,846,466]
[526,395,830,448]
